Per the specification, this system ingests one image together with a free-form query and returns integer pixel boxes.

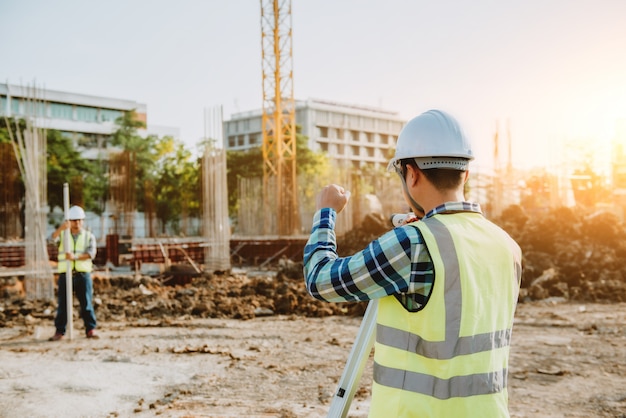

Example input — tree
[46,129,108,215]
[152,136,200,234]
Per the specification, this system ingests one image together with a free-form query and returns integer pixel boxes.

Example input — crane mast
[260,0,299,235]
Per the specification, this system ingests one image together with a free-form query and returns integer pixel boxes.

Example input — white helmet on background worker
[387,109,474,172]
[68,205,86,220]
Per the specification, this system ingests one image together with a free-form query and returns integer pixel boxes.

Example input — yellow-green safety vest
[369,212,522,418]
[57,230,94,273]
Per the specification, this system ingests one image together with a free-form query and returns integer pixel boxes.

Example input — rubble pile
[91,261,366,323]
[1,206,624,327]
[0,259,367,327]
[495,205,626,302]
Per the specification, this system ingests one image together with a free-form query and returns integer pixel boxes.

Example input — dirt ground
[1,296,625,418]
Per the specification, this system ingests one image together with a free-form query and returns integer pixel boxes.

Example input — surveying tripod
[327,299,378,418]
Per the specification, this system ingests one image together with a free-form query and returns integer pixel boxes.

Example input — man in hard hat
[303,110,522,417]
[49,205,99,341]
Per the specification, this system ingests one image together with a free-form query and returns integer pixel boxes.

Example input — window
[363,117,373,130]
[237,135,245,146]
[50,102,74,120]
[249,134,259,145]
[36,102,47,117]
[317,126,328,138]
[101,108,123,122]
[0,96,7,115]
[11,98,22,115]
[228,136,236,148]
[348,115,359,129]
[76,106,98,122]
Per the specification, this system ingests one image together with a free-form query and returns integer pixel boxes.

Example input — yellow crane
[260,0,299,235]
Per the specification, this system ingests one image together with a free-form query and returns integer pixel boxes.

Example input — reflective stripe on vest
[370,213,521,417]
[374,364,507,399]
[58,230,93,273]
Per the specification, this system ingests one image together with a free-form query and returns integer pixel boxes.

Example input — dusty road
[0,301,625,418]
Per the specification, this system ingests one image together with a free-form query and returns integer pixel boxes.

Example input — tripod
[327,299,378,418]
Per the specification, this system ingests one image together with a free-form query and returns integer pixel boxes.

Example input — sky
[2,0,626,172]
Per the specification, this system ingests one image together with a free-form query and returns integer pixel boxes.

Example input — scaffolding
[3,84,54,299]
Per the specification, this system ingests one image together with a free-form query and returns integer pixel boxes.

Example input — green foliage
[111,111,202,234]
[110,110,146,149]
[46,129,93,212]
[152,136,200,234]
[82,158,108,216]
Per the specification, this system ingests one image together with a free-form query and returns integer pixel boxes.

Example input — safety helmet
[68,205,86,220]
[387,109,474,172]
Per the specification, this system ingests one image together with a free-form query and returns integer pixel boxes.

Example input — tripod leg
[327,299,378,418]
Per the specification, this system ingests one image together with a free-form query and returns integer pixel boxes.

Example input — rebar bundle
[4,84,54,300]
[109,151,136,237]
[0,142,22,238]
[202,106,231,271]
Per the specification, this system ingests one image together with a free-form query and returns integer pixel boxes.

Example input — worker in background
[303,109,522,417]
[49,205,99,341]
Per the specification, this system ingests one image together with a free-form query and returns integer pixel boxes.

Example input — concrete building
[224,98,406,170]
[0,83,179,157]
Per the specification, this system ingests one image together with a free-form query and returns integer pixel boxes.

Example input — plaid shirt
[303,201,483,309]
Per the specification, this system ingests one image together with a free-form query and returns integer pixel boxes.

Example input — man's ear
[406,164,421,187]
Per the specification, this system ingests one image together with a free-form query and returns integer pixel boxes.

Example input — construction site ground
[0,267,625,418]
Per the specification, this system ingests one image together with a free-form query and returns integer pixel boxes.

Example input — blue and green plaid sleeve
[303,207,429,303]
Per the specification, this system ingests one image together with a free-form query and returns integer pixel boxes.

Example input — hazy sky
[2,0,626,171]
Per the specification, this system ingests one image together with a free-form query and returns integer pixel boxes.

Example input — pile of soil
[494,205,626,302]
[340,206,626,304]
[0,259,367,328]
[1,206,624,327]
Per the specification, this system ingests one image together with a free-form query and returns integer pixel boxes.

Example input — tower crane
[260,0,299,235]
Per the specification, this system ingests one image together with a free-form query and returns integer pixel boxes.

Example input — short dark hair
[400,159,465,191]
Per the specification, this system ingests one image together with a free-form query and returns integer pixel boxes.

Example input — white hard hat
[387,109,474,172]
[68,205,86,220]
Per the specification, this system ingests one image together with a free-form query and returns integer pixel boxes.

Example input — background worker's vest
[58,230,93,273]
[369,212,522,418]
